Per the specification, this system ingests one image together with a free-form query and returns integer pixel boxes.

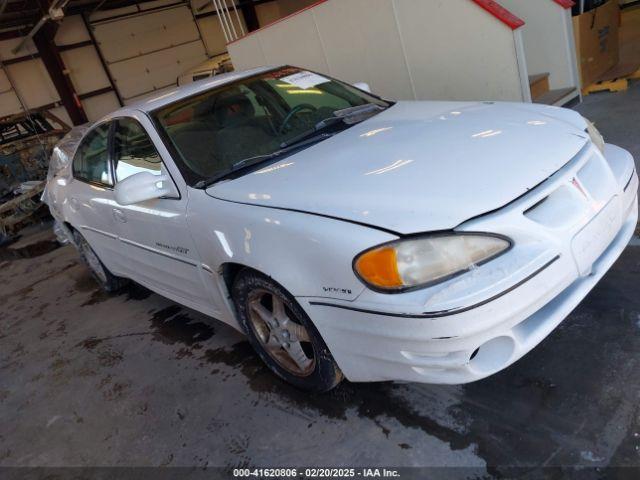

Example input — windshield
[153,66,391,185]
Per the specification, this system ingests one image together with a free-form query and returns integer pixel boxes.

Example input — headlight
[354,233,511,292]
[584,117,605,154]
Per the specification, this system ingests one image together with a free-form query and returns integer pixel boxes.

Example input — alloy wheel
[246,288,315,377]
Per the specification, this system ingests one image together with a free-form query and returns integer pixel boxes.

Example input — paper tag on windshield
[280,71,329,90]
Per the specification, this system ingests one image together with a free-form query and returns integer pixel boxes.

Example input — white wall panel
[0,67,13,94]
[0,39,58,118]
[55,15,121,120]
[313,0,414,100]
[393,0,524,101]
[60,46,112,95]
[81,92,121,121]
[0,91,23,116]
[6,59,59,109]
[92,5,207,102]
[228,35,267,70]
[197,12,246,55]
[90,5,139,22]
[228,0,526,102]
[0,37,38,61]
[109,40,206,99]
[93,7,202,62]
[501,0,578,90]
[0,67,22,116]
[311,1,367,81]
[55,15,91,45]
[0,15,117,121]
[49,106,73,127]
[257,9,329,72]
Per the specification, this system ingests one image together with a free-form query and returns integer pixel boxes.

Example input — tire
[232,269,343,392]
[73,231,129,293]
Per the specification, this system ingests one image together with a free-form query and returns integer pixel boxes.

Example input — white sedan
[45,66,638,392]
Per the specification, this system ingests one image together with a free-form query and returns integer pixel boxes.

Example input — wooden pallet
[582,68,640,95]
[583,77,630,95]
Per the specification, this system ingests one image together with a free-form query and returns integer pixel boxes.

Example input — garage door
[90,4,208,104]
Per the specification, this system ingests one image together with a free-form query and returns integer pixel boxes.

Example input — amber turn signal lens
[354,247,403,289]
[354,234,511,292]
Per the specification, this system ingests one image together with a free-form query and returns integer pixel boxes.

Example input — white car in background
[45,66,638,392]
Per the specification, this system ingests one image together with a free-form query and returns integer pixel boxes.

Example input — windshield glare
[153,67,390,184]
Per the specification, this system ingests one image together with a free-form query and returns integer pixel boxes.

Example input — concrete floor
[1,82,640,478]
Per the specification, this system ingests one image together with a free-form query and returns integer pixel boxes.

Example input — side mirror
[353,82,372,93]
[114,172,171,206]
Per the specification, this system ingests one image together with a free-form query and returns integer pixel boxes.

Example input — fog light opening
[469,336,515,374]
[469,348,479,361]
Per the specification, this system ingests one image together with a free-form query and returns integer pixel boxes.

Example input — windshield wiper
[334,103,385,123]
[279,103,384,149]
[279,116,344,149]
[194,133,334,189]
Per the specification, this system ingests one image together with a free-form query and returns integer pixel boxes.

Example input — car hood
[207,101,589,234]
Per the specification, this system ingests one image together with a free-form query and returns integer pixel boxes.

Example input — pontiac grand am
[45,66,638,391]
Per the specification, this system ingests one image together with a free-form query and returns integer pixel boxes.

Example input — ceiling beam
[32,19,88,125]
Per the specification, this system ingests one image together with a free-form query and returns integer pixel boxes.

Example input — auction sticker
[280,71,329,90]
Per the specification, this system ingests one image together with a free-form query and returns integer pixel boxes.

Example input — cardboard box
[573,0,620,87]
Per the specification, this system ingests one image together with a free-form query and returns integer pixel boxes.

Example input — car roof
[107,65,279,118]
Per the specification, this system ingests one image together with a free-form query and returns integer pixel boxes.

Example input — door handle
[112,208,127,223]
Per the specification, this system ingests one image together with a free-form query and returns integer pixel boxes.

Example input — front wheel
[73,231,129,293]
[232,270,343,392]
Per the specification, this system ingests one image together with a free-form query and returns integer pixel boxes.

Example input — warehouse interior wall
[229,0,527,102]
[55,15,121,122]
[0,37,71,124]
[5,0,540,122]
[501,0,579,91]
[91,2,209,104]
[0,66,23,116]
[0,0,389,124]
[192,0,247,56]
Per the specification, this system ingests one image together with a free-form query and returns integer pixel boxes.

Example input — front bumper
[301,143,638,383]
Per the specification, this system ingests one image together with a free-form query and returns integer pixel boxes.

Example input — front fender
[187,190,397,302]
